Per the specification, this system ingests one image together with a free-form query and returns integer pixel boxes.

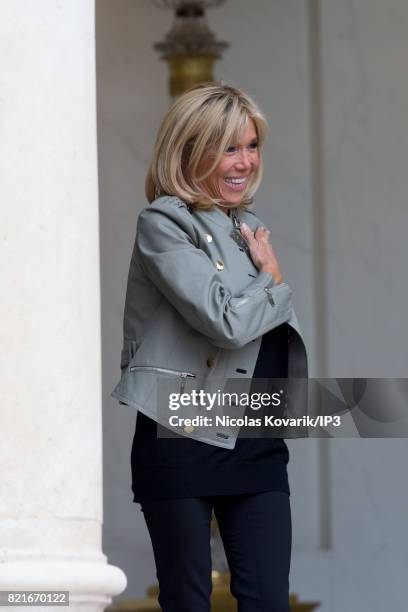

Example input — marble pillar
[0,1,126,610]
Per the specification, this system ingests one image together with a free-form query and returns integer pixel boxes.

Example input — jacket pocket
[129,365,196,394]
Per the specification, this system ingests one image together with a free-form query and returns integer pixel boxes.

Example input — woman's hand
[240,223,283,285]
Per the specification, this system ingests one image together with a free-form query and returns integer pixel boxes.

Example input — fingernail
[241,222,249,231]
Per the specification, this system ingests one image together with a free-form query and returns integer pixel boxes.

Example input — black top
[131,322,290,502]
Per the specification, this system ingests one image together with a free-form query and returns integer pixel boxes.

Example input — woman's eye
[225,142,258,154]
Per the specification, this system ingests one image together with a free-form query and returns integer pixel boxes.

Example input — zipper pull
[179,372,195,394]
[264,287,275,306]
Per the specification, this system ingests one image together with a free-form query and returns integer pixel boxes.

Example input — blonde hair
[145,82,268,212]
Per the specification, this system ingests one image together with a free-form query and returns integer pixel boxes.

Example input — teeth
[224,177,246,184]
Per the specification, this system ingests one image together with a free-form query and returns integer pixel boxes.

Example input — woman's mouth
[223,177,248,192]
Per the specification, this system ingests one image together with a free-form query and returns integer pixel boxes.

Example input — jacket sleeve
[136,205,294,350]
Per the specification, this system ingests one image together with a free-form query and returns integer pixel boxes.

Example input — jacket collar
[195,205,239,229]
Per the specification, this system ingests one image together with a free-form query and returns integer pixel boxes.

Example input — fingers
[255,226,270,239]
[240,223,270,241]
[240,223,252,244]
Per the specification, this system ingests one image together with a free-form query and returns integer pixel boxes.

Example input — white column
[0,1,126,610]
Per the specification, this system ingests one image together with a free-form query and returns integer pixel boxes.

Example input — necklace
[229,209,249,253]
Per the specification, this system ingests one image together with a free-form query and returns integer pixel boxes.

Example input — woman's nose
[235,149,252,169]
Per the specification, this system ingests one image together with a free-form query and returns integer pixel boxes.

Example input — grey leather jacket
[110,195,308,449]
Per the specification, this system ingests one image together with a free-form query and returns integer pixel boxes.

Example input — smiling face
[197,118,260,211]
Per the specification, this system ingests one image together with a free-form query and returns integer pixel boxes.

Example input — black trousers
[139,490,292,612]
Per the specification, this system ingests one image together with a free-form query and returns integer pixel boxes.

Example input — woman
[111,83,308,612]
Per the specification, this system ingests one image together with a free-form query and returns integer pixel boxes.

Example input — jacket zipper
[128,365,196,394]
